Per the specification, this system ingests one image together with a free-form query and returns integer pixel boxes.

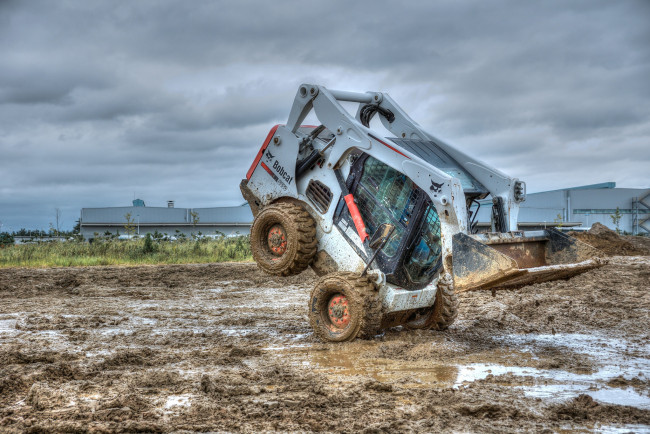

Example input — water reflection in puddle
[0,319,18,335]
[528,384,650,409]
[495,333,650,362]
[164,394,192,409]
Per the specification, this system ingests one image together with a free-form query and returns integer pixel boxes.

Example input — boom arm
[373,93,525,232]
[286,84,525,232]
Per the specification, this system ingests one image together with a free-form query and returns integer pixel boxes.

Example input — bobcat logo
[430,180,444,193]
[265,149,275,161]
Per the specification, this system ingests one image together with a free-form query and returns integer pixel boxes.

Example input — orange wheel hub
[267,224,287,256]
[327,294,350,329]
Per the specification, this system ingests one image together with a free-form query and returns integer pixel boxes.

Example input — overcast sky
[1,0,648,231]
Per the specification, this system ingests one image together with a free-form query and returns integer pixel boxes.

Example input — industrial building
[475,183,649,234]
[80,183,648,240]
[79,200,253,240]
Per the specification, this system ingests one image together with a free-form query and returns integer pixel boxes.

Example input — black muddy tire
[308,272,382,342]
[404,273,459,331]
[250,202,317,277]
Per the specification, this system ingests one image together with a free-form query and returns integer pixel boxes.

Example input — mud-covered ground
[1,254,649,432]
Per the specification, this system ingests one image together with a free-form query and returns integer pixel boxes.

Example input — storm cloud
[1,0,648,230]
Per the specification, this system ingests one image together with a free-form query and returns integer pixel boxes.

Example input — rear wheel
[404,273,458,330]
[308,272,382,342]
[250,202,317,276]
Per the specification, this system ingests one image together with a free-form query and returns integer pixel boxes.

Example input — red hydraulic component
[327,293,350,329]
[246,125,280,180]
[344,194,369,242]
[267,224,288,256]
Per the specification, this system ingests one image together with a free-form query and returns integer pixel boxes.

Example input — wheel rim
[327,293,350,329]
[267,224,287,256]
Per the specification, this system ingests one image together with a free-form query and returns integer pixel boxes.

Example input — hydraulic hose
[334,169,368,242]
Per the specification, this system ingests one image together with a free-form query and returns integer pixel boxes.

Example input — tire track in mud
[0,257,648,432]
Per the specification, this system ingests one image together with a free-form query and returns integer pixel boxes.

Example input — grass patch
[0,236,252,268]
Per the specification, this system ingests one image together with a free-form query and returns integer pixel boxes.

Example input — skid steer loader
[240,84,603,342]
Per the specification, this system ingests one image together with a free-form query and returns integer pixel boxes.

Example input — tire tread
[251,202,317,276]
[309,272,383,342]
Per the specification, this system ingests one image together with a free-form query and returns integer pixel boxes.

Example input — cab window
[354,157,419,257]
[404,204,442,283]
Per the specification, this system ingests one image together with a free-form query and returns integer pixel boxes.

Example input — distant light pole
[137,214,140,235]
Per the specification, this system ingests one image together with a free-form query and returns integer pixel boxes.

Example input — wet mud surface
[1,256,649,432]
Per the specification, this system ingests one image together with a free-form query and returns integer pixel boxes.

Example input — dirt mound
[569,222,650,256]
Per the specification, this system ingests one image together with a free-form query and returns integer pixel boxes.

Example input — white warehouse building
[79,200,253,240]
[475,183,649,234]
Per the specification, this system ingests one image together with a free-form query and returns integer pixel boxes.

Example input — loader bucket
[452,228,604,292]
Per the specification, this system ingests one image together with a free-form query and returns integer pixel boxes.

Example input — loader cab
[334,154,442,290]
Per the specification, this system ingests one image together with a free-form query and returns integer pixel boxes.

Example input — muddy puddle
[0,257,649,432]
[272,331,650,409]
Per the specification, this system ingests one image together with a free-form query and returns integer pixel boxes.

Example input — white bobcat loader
[240,84,602,342]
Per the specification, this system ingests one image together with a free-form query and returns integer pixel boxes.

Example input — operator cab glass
[404,204,442,284]
[337,155,443,290]
[353,157,418,257]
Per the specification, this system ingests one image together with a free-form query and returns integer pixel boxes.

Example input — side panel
[295,159,342,234]
[246,127,300,206]
[379,281,440,313]
[314,226,367,274]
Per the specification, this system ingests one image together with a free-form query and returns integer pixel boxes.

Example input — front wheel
[404,273,458,330]
[308,272,382,342]
[250,202,317,276]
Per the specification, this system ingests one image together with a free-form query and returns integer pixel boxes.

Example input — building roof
[477,182,622,205]
[533,182,616,194]
[81,205,253,226]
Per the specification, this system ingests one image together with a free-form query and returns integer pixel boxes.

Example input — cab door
[335,154,442,290]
